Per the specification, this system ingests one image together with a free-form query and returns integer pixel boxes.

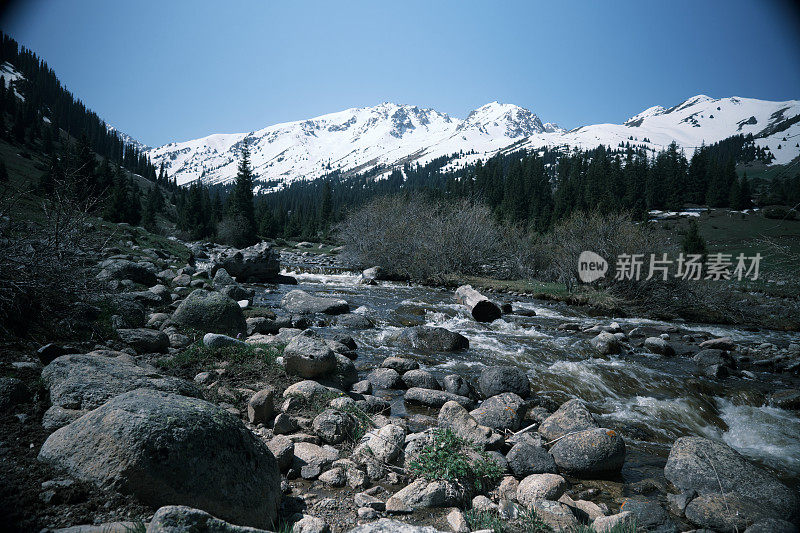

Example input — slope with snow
[148,94,800,188]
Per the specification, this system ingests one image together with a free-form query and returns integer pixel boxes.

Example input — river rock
[247,316,292,335]
[405,387,476,409]
[363,424,406,463]
[538,399,598,441]
[771,389,800,410]
[281,289,349,315]
[385,479,464,512]
[381,357,420,373]
[116,328,169,353]
[38,389,280,528]
[247,388,275,424]
[478,366,531,399]
[506,441,558,477]
[213,242,280,283]
[266,435,294,472]
[171,289,246,337]
[367,368,403,389]
[527,499,580,529]
[549,428,626,476]
[397,326,469,352]
[438,400,503,449]
[283,380,339,400]
[402,369,440,390]
[333,313,374,329]
[693,349,735,368]
[348,519,443,533]
[664,436,799,520]
[685,492,772,533]
[283,332,337,378]
[699,336,736,351]
[591,332,621,355]
[293,514,330,533]
[42,353,200,410]
[471,392,526,431]
[97,259,157,286]
[593,512,635,533]
[212,268,237,287]
[293,442,339,479]
[313,409,358,444]
[516,473,568,505]
[220,284,254,302]
[442,374,476,398]
[644,337,675,356]
[203,332,245,348]
[618,499,677,533]
[147,505,273,532]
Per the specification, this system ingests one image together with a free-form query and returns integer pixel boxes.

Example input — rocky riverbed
[1,241,799,533]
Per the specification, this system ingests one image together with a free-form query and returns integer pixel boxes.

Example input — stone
[516,474,568,506]
[272,413,298,435]
[699,337,736,351]
[281,289,349,315]
[538,399,598,441]
[593,512,635,533]
[446,508,469,533]
[334,313,374,329]
[666,490,696,516]
[348,519,444,533]
[472,495,498,512]
[367,368,403,389]
[42,405,85,431]
[247,316,292,336]
[549,428,626,476]
[37,343,68,365]
[771,389,800,410]
[212,268,237,287]
[527,499,580,529]
[693,348,735,368]
[397,326,469,352]
[402,369,440,390]
[171,289,246,337]
[96,259,157,286]
[664,436,799,520]
[438,400,503,449]
[283,332,337,378]
[442,375,476,398]
[248,388,276,424]
[38,389,280,528]
[146,505,273,532]
[116,328,170,353]
[498,476,519,500]
[385,479,464,512]
[313,409,358,444]
[293,442,338,479]
[471,392,526,431]
[381,357,419,373]
[644,337,675,356]
[352,380,372,395]
[266,435,294,472]
[364,424,406,464]
[743,519,798,533]
[283,380,339,400]
[355,491,386,511]
[220,284,255,302]
[293,514,330,533]
[213,242,280,283]
[591,332,621,355]
[41,354,200,410]
[478,366,530,399]
[318,467,346,486]
[618,499,677,533]
[685,492,771,533]
[506,442,558,477]
[203,333,246,348]
[0,377,27,410]
[405,388,475,409]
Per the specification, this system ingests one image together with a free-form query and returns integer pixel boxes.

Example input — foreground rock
[147,505,272,532]
[385,479,464,512]
[549,428,626,476]
[116,328,169,353]
[664,436,799,520]
[281,289,349,315]
[438,400,503,449]
[478,366,531,399]
[283,332,337,378]
[405,387,476,409]
[471,392,526,431]
[348,519,444,533]
[38,389,281,528]
[42,353,200,410]
[397,326,469,352]
[171,289,247,337]
[538,399,598,441]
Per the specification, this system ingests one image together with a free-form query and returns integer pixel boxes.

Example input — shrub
[762,205,797,220]
[407,428,503,494]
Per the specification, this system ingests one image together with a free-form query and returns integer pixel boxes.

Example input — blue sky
[3,0,799,147]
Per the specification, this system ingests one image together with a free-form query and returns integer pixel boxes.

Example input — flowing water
[252,267,800,488]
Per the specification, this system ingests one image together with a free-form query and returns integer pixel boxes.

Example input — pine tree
[682,219,708,258]
[223,143,258,247]
[319,181,333,230]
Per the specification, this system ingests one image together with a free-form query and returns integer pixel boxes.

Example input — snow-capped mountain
[148,94,799,189]
[106,124,150,153]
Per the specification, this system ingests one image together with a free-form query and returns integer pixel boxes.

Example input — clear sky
[2,0,799,148]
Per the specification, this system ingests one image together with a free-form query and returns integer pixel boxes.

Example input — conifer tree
[682,219,708,258]
[222,143,258,247]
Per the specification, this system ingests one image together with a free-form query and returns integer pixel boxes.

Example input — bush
[407,428,503,494]
[762,205,797,220]
[336,194,509,282]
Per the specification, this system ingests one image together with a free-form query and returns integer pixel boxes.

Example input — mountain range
[146,95,800,190]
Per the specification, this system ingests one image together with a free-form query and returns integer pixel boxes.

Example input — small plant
[407,428,503,494]
[466,509,506,533]
[465,507,553,533]
[119,521,147,533]
[338,402,377,444]
[284,389,343,418]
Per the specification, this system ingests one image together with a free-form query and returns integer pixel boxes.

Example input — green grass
[465,507,553,533]
[283,389,343,418]
[119,521,146,533]
[408,428,504,494]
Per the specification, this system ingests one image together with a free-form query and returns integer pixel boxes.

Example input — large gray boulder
[281,289,349,315]
[405,387,476,409]
[538,399,598,441]
[213,242,280,283]
[146,505,273,532]
[471,392,526,431]
[397,326,469,352]
[664,437,799,520]
[38,389,281,529]
[506,441,558,477]
[438,400,503,450]
[366,368,403,389]
[116,328,169,353]
[478,366,531,399]
[549,428,626,476]
[347,519,444,533]
[283,332,337,378]
[41,353,200,410]
[97,259,157,286]
[171,289,246,337]
[313,409,358,444]
[385,479,464,512]
[685,492,772,533]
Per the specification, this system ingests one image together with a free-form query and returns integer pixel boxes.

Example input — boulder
[693,349,736,368]
[402,369,440,390]
[293,514,330,533]
[699,336,736,351]
[744,519,798,533]
[442,374,476,398]
[471,392,526,431]
[266,436,294,472]
[203,333,246,348]
[617,499,677,533]
[41,354,200,410]
[97,259,157,286]
[397,326,469,352]
[516,473,568,506]
[366,368,403,389]
[38,389,280,528]
[405,388,476,410]
[283,332,337,378]
[247,316,292,336]
[381,357,419,373]
[506,442,558,477]
[42,405,85,431]
[313,409,358,444]
[333,313,374,329]
[644,337,675,356]
[281,289,349,315]
[212,268,237,287]
[664,436,799,520]
[146,505,273,532]
[293,441,339,479]
[348,519,443,533]
[593,512,635,533]
[364,424,406,464]
[478,366,530,399]
[437,400,503,450]
[116,328,169,353]
[247,388,275,425]
[685,492,772,533]
[171,289,246,337]
[385,479,464,512]
[538,399,598,441]
[283,380,338,400]
[591,332,621,355]
[213,242,280,283]
[220,284,255,302]
[549,428,626,476]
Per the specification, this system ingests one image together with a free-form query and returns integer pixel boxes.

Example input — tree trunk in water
[455,285,502,323]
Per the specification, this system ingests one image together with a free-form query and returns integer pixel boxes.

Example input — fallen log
[455,284,502,323]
